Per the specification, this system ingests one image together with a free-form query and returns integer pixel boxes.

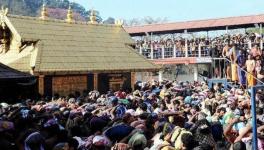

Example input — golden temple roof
[1,14,159,75]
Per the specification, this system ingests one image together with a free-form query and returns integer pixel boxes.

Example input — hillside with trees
[0,0,100,21]
[0,0,168,25]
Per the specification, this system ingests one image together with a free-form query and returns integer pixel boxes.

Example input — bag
[170,126,192,150]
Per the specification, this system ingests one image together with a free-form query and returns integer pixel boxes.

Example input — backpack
[170,126,192,150]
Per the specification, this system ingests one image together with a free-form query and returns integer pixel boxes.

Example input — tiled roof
[125,14,264,35]
[5,15,159,74]
[8,54,31,72]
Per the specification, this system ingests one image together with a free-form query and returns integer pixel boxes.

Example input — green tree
[103,17,115,24]
[0,0,89,20]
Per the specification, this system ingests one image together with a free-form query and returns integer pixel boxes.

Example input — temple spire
[39,3,48,20]
[88,9,97,24]
[66,4,74,23]
[115,19,124,26]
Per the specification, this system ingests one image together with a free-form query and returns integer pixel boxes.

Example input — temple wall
[52,75,87,96]
[38,73,133,97]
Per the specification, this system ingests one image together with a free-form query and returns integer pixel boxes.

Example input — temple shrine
[0,6,159,97]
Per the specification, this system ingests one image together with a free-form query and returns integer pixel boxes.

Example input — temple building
[0,6,159,97]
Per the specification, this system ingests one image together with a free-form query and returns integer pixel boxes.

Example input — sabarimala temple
[0,6,159,97]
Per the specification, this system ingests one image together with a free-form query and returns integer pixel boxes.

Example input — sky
[74,0,264,22]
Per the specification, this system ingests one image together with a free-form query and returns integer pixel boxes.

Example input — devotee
[0,78,264,150]
[246,54,256,87]
[236,49,246,87]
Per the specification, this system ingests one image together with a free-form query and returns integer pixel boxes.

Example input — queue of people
[135,32,262,59]
[135,32,264,88]
[0,80,264,150]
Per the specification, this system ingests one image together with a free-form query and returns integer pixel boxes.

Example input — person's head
[53,142,70,150]
[24,132,45,150]
[233,141,246,150]
[239,49,243,55]
[128,133,147,149]
[164,94,171,101]
[248,54,253,60]
[160,102,167,110]
[229,102,237,111]
[219,107,226,117]
[67,138,79,150]
[215,141,228,150]
[122,113,135,124]
[181,133,195,149]
[110,97,118,106]
[256,107,263,115]
[139,103,148,111]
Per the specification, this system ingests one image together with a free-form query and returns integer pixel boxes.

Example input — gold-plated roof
[5,15,159,74]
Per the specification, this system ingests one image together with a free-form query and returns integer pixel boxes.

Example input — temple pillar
[150,43,154,59]
[194,64,198,81]
[185,39,188,57]
[131,72,136,91]
[158,70,163,82]
[173,44,176,58]
[139,46,143,55]
[93,73,98,90]
[38,75,45,96]
[198,44,201,57]
[162,45,165,59]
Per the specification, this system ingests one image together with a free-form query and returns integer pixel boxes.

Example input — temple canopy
[125,14,264,36]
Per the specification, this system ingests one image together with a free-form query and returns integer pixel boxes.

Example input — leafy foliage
[0,0,93,21]
[0,0,168,25]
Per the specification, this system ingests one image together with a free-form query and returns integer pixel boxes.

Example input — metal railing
[141,48,151,59]
[136,44,212,59]
[135,39,264,59]
[164,47,174,58]
[211,57,264,89]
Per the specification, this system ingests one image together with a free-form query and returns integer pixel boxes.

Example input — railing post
[173,44,176,58]
[251,87,258,150]
[162,45,165,59]
[193,64,198,81]
[139,46,143,55]
[185,39,188,57]
[198,44,201,57]
[158,70,163,82]
[150,43,154,59]
[184,29,188,57]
